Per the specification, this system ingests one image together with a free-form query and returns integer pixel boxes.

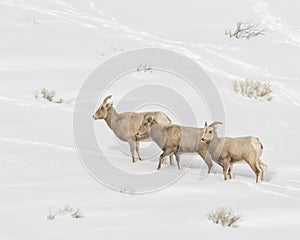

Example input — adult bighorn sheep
[136,116,213,172]
[201,121,267,183]
[93,95,173,162]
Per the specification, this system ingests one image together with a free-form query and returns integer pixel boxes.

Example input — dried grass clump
[208,207,241,228]
[233,79,272,101]
[47,205,84,220]
[137,62,153,73]
[35,88,63,103]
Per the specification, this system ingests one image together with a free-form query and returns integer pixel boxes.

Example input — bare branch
[225,21,266,39]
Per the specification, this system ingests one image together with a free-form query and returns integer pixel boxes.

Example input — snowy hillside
[0,0,299,239]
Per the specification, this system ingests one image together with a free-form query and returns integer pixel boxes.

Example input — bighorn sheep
[136,116,213,172]
[93,95,173,162]
[201,122,267,183]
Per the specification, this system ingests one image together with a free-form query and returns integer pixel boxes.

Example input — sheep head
[136,115,158,139]
[93,95,113,120]
[201,121,222,143]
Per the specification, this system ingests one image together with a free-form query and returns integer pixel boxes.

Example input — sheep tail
[257,138,263,149]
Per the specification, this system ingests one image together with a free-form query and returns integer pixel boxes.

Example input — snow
[0,0,299,239]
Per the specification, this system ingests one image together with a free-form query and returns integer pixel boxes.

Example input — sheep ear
[147,116,154,123]
[106,102,113,109]
[204,121,207,127]
[103,95,112,104]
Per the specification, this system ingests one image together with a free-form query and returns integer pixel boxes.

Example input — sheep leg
[175,153,181,170]
[205,155,214,173]
[157,148,176,170]
[198,149,213,173]
[256,162,263,183]
[222,158,230,181]
[169,155,174,165]
[248,160,262,183]
[228,163,233,179]
[258,159,267,180]
[135,141,142,161]
[128,141,136,163]
[157,155,164,170]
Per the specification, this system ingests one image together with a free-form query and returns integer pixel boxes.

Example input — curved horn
[103,95,112,104]
[208,121,223,128]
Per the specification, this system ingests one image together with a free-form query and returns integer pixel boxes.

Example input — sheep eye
[209,131,212,134]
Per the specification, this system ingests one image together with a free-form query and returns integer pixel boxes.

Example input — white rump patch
[251,137,262,156]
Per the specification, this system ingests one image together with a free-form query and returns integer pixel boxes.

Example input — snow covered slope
[0,0,299,239]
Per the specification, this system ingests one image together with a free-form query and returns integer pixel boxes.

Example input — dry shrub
[35,88,63,103]
[137,62,153,73]
[208,207,241,228]
[233,79,272,101]
[47,205,84,220]
[225,21,266,39]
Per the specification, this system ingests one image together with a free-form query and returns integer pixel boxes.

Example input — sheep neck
[207,132,223,160]
[104,107,119,129]
[211,132,220,146]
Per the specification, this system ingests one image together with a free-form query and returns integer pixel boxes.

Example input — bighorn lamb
[136,116,213,172]
[93,95,172,162]
[201,122,267,183]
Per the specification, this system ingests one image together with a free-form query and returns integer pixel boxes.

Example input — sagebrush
[137,62,153,73]
[47,205,84,220]
[208,207,241,228]
[35,88,63,103]
[233,79,272,101]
